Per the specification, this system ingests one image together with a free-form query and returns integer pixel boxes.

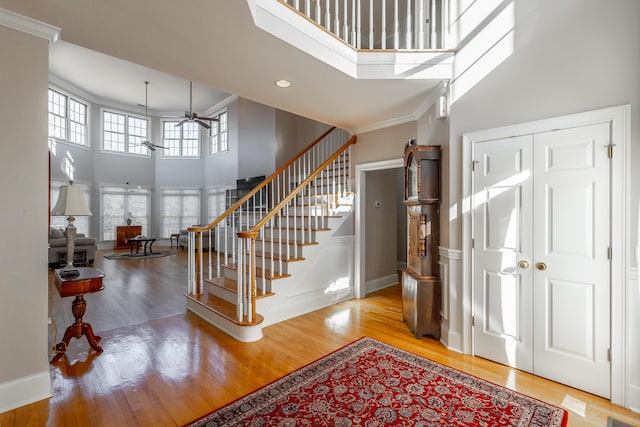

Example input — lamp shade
[51,183,93,216]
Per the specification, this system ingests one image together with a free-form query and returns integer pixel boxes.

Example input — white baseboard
[440,323,463,354]
[0,371,51,413]
[629,384,640,414]
[366,273,399,294]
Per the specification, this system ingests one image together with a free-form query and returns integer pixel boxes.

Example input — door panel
[473,123,611,399]
[533,123,611,398]
[473,135,533,371]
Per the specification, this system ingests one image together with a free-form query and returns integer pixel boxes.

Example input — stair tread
[186,292,264,326]
[205,277,274,298]
[262,226,331,232]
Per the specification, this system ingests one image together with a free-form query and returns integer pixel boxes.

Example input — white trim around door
[355,159,404,299]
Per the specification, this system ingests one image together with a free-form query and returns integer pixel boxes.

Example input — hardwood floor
[1,247,638,426]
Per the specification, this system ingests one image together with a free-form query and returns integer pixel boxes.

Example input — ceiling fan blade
[195,119,211,129]
[151,143,169,150]
[148,145,156,151]
[175,119,189,127]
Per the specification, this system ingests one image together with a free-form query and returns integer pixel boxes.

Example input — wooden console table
[51,267,105,364]
[115,225,142,249]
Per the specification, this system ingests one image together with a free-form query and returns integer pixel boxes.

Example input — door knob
[518,260,530,269]
[536,262,547,271]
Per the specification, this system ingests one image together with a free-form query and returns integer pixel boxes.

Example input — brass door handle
[518,260,530,269]
[536,262,547,271]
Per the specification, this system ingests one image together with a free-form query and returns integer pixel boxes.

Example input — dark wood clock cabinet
[402,141,441,339]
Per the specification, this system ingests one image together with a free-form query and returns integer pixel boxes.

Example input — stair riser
[219,272,273,295]
[261,227,317,242]
[207,281,237,304]
[272,216,331,229]
[254,242,303,258]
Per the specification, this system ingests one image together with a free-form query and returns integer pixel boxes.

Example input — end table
[51,267,105,364]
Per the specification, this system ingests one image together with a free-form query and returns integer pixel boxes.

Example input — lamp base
[59,265,80,277]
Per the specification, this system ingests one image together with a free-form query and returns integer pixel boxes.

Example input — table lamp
[51,181,93,276]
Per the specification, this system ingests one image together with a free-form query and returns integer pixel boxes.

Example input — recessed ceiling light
[275,79,291,88]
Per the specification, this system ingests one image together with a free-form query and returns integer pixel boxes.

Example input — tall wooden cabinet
[402,141,441,339]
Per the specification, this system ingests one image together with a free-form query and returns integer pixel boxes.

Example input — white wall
[447,0,639,409]
[0,24,52,412]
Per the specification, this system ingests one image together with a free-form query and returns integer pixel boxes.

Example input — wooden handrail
[249,135,357,233]
[188,126,338,234]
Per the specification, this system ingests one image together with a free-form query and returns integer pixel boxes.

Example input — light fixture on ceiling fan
[174,80,218,129]
[139,81,168,151]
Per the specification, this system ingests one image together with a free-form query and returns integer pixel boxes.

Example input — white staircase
[185,128,356,341]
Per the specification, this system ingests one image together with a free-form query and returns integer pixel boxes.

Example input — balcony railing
[279,0,446,50]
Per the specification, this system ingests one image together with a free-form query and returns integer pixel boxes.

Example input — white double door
[472,123,611,398]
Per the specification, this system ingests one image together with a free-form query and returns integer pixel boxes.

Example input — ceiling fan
[173,81,219,129]
[139,81,168,151]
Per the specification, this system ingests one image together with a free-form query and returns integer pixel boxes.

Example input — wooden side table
[51,267,105,364]
[170,233,180,248]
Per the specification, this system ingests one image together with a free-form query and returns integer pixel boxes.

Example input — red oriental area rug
[185,337,568,427]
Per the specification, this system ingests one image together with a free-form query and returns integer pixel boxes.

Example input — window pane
[69,98,87,145]
[103,111,126,152]
[128,116,148,154]
[160,189,201,237]
[48,89,67,140]
[128,194,149,235]
[102,193,125,240]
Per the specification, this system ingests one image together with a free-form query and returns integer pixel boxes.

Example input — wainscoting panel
[439,247,463,352]
[629,267,639,412]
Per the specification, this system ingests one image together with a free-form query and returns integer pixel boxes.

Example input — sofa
[48,227,97,268]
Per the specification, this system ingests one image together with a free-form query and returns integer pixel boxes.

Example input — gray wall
[365,168,399,281]
[49,92,332,241]
[237,98,276,179]
[0,23,51,407]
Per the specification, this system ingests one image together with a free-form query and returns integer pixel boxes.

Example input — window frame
[209,109,228,156]
[100,185,151,241]
[48,87,90,148]
[161,120,202,158]
[101,108,151,157]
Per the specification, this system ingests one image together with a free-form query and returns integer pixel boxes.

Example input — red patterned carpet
[186,337,568,426]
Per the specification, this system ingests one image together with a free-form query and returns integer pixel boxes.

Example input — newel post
[237,230,259,323]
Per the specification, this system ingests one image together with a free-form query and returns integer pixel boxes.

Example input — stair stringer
[256,210,355,328]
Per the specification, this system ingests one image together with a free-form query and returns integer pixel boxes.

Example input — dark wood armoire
[402,140,441,339]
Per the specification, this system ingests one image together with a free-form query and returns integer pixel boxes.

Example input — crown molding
[0,8,60,43]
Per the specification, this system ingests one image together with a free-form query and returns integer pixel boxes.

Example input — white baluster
[315,0,321,23]
[369,0,374,48]
[334,0,340,38]
[381,0,386,49]
[236,237,243,321]
[406,0,412,49]
[357,0,362,48]
[394,0,399,49]
[343,0,349,43]
[430,0,437,49]
[352,0,357,47]
[325,0,331,30]
[305,0,310,17]
[417,0,425,49]
[207,229,212,280]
